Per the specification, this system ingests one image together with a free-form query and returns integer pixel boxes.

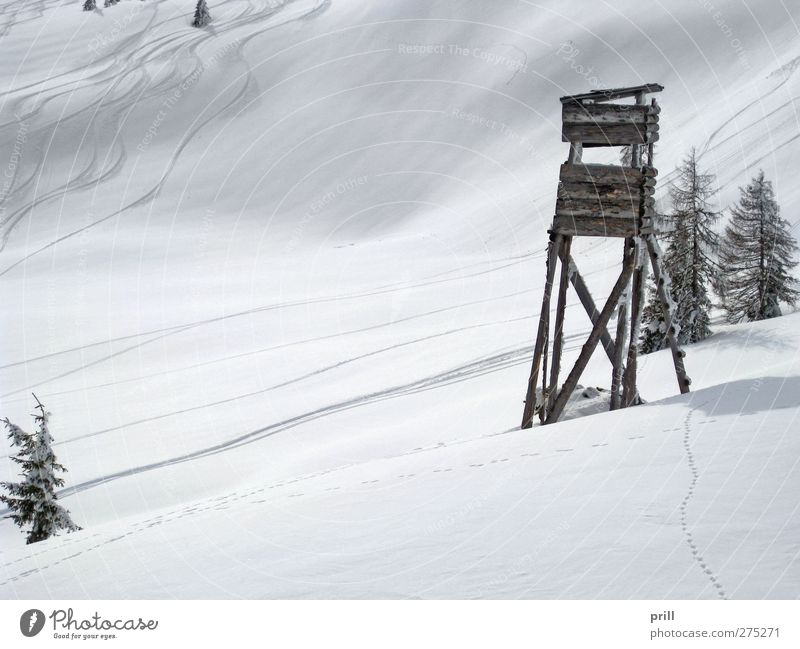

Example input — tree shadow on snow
[701,325,794,354]
[663,376,800,417]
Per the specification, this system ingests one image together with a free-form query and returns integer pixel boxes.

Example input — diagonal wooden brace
[545,240,637,424]
[558,249,617,364]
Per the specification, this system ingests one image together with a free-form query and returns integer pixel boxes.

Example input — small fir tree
[192,0,211,27]
[640,149,720,352]
[720,171,799,322]
[639,253,675,354]
[83,0,96,11]
[0,396,81,544]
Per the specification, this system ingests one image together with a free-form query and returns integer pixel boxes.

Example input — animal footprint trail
[2,427,554,588]
[680,407,727,600]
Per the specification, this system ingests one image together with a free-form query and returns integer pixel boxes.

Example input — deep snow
[1,0,799,598]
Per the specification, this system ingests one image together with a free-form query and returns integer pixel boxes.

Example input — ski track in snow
[0,0,331,268]
[0,245,614,407]
[0,423,643,589]
[659,63,800,207]
[0,252,538,375]
[19,342,537,501]
[1,399,735,596]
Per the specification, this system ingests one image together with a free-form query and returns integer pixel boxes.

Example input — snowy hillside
[1,0,799,598]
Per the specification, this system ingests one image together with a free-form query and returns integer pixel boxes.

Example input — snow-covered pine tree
[103,0,118,6]
[83,0,96,11]
[639,265,669,354]
[640,148,720,353]
[0,396,81,544]
[192,0,211,27]
[720,170,799,322]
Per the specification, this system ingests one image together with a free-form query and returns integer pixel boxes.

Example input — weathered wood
[557,196,641,214]
[558,251,617,364]
[521,235,563,429]
[560,83,664,104]
[562,103,649,125]
[545,240,637,424]
[622,243,648,407]
[610,299,628,410]
[630,92,648,167]
[556,202,639,217]
[644,234,692,394]
[631,145,642,168]
[547,237,572,414]
[558,181,642,202]
[554,162,657,237]
[610,240,633,410]
[559,163,656,184]
[552,215,642,238]
[567,141,583,164]
[540,317,550,425]
[562,123,658,146]
[646,99,658,166]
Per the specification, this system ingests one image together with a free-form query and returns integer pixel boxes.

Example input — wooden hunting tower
[521,84,691,428]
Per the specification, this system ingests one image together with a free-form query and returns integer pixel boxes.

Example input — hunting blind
[521,84,691,428]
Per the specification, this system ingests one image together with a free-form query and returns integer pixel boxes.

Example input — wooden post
[631,92,645,168]
[545,239,637,424]
[539,307,550,425]
[609,242,631,410]
[547,236,572,414]
[646,99,657,166]
[558,250,617,364]
[568,142,583,165]
[521,234,563,428]
[622,241,648,406]
[644,234,691,394]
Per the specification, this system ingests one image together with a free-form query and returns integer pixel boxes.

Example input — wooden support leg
[545,240,638,425]
[622,239,648,406]
[609,242,631,410]
[558,250,617,364]
[539,312,550,425]
[644,234,691,394]
[546,237,572,415]
[521,234,563,429]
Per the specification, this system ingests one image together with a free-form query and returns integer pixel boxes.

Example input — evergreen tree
[103,0,118,6]
[720,171,799,322]
[639,254,672,354]
[0,397,81,544]
[83,0,96,11]
[640,149,720,352]
[192,0,211,27]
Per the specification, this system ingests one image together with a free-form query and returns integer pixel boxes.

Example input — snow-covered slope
[1,0,799,598]
[2,314,799,598]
